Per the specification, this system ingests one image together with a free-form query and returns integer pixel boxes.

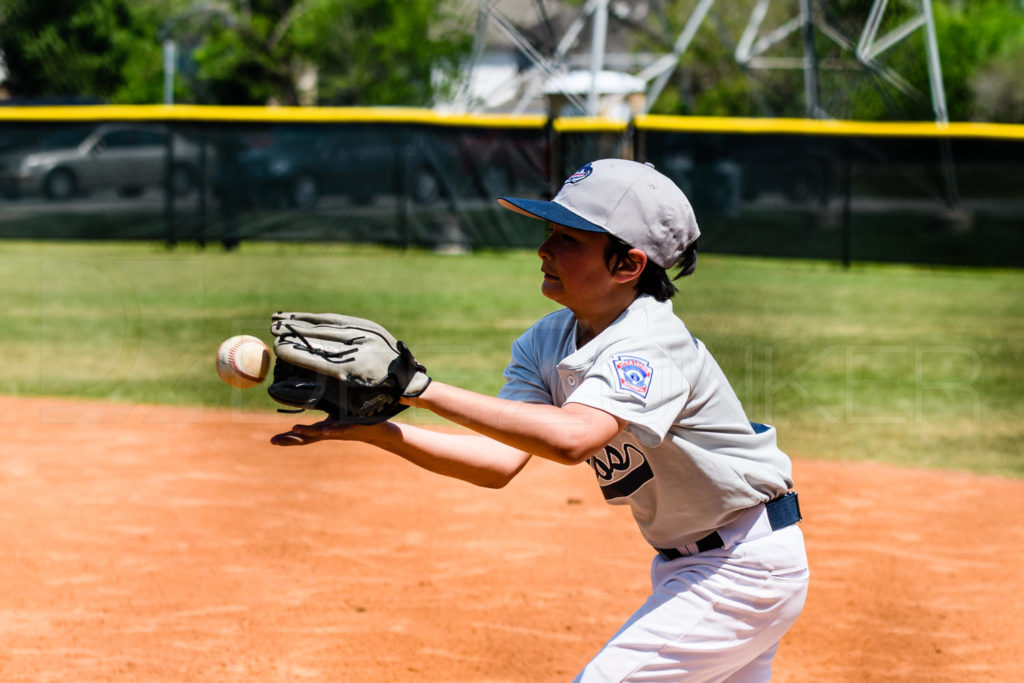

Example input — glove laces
[282,324,362,364]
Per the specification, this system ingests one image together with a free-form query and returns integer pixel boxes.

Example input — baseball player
[274,158,809,681]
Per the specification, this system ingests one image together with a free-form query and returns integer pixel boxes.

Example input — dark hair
[604,235,698,302]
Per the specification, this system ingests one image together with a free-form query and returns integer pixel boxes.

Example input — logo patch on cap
[565,163,593,184]
[611,355,653,398]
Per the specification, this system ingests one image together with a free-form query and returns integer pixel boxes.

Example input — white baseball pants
[573,524,809,682]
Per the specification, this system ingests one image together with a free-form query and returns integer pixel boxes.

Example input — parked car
[214,125,451,209]
[458,129,550,198]
[0,124,202,200]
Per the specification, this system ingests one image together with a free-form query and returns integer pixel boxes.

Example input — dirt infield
[1,396,1022,682]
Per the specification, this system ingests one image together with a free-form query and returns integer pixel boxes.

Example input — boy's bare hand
[271,419,362,446]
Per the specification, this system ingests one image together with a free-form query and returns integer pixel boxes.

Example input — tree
[0,0,162,102]
[932,0,1024,122]
[288,0,473,106]
[0,0,473,106]
[161,0,473,106]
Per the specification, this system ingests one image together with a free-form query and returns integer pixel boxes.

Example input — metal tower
[460,0,949,122]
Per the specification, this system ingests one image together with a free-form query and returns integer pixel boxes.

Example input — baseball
[216,335,271,389]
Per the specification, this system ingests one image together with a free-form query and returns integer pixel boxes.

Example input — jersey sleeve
[497,335,555,405]
[564,339,690,447]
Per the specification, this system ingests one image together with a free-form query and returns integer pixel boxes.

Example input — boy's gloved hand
[267,312,430,423]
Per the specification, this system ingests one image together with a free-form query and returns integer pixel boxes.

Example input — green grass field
[2,240,1021,477]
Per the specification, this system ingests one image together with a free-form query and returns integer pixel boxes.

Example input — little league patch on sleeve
[612,355,653,398]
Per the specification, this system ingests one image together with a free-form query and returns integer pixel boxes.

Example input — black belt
[656,492,802,561]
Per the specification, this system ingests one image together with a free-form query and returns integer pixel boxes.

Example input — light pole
[162,38,176,105]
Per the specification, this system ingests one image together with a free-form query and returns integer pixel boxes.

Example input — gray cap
[498,158,699,269]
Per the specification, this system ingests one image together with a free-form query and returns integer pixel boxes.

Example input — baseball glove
[267,312,430,424]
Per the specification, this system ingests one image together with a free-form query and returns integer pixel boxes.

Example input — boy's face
[537,224,617,309]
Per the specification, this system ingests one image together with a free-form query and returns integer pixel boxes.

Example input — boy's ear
[612,248,647,284]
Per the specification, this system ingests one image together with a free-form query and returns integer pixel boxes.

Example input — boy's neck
[574,293,640,347]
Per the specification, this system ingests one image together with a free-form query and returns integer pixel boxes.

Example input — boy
[273,159,809,681]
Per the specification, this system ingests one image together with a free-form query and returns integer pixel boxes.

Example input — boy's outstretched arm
[272,380,624,488]
[275,420,533,489]
[402,380,624,466]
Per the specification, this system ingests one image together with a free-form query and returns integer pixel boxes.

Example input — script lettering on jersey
[587,442,654,501]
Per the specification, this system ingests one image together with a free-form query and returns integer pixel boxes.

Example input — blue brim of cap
[497,197,607,234]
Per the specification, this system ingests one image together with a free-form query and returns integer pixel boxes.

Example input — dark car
[458,129,550,198]
[216,125,452,209]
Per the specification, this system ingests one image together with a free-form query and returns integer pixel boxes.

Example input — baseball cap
[497,158,699,269]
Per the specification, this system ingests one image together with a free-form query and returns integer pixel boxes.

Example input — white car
[0,124,202,200]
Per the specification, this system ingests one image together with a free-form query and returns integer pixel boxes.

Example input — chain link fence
[1,107,1022,267]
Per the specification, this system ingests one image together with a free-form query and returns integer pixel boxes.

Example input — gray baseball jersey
[498,295,794,550]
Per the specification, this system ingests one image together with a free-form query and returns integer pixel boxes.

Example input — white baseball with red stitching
[216,335,271,389]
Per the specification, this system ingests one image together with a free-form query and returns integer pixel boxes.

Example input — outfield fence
[1,105,1022,267]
